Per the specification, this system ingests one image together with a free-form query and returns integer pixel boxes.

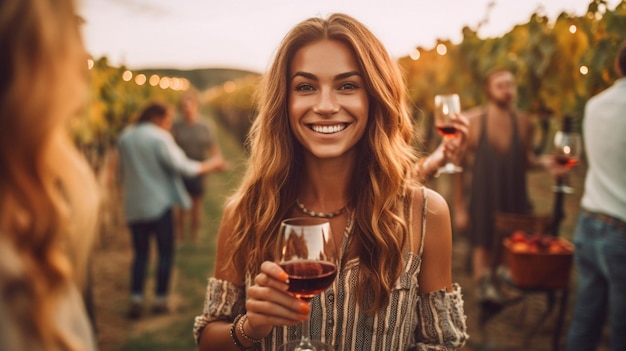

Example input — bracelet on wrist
[238,314,262,345]
[230,314,253,350]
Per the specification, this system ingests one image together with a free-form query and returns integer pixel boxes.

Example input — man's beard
[493,95,513,109]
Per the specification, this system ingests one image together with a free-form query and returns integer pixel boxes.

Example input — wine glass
[277,217,338,351]
[434,94,463,176]
[552,131,582,194]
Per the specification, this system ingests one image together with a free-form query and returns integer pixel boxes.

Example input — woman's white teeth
[312,124,345,134]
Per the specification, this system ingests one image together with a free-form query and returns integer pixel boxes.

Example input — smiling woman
[194,13,467,351]
[288,39,369,160]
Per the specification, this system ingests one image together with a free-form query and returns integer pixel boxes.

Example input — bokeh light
[410,48,421,61]
[579,65,589,75]
[122,70,133,82]
[134,74,146,85]
[181,79,190,91]
[170,78,181,91]
[149,74,160,87]
[159,77,170,89]
[436,43,447,56]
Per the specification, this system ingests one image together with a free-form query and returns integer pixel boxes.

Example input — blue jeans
[128,208,175,298]
[566,211,626,351]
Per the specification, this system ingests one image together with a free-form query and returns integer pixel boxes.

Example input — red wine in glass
[436,125,458,139]
[279,217,338,351]
[433,94,463,175]
[554,155,579,168]
[552,131,582,193]
[279,261,337,302]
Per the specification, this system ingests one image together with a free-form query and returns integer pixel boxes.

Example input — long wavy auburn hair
[227,13,422,313]
[0,0,99,349]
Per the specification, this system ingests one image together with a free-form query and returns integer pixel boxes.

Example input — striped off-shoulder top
[194,188,468,350]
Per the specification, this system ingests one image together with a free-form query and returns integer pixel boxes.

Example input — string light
[159,77,170,89]
[410,48,421,61]
[579,66,589,75]
[122,70,133,82]
[436,43,447,56]
[149,74,160,86]
[134,74,146,85]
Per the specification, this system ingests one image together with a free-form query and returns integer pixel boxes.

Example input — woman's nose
[313,89,340,116]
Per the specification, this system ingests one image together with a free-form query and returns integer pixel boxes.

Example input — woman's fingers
[250,264,307,316]
[443,138,460,158]
[244,261,310,330]
[246,286,310,323]
[454,113,469,134]
[242,284,309,339]
[254,262,290,297]
[260,261,290,285]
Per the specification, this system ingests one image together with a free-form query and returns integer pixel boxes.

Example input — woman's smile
[309,123,347,134]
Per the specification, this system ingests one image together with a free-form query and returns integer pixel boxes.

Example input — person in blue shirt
[117,102,226,318]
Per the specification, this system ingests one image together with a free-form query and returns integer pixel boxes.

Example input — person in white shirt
[565,41,626,351]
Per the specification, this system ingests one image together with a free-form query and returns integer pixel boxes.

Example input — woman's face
[288,39,369,160]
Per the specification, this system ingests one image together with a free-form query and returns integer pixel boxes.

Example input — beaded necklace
[295,199,347,219]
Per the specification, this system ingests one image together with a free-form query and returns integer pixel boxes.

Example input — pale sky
[80,0,619,73]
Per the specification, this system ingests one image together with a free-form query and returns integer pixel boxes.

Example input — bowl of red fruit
[503,231,574,289]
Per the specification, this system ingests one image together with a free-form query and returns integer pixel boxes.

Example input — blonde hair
[0,0,99,348]
[227,13,420,312]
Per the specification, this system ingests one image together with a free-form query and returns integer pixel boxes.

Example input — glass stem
[297,302,314,350]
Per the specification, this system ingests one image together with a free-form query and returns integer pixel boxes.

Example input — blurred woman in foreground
[0,0,100,350]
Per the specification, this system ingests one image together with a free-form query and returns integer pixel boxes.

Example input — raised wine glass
[552,131,582,194]
[434,93,463,175]
[277,217,338,351]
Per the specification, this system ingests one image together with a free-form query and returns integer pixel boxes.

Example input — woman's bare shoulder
[414,187,450,217]
[408,187,450,252]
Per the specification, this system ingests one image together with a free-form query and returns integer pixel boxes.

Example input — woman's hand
[419,113,469,180]
[538,154,571,179]
[244,261,311,340]
[442,113,469,165]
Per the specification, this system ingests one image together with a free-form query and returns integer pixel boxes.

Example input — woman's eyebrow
[291,71,361,81]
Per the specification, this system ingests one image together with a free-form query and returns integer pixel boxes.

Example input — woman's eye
[295,84,315,92]
[339,82,357,90]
